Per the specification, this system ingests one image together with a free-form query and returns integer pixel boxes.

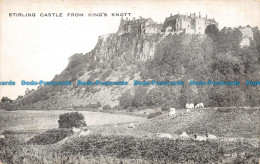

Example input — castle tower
[117,17,125,35]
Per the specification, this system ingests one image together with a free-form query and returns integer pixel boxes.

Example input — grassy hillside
[138,107,260,138]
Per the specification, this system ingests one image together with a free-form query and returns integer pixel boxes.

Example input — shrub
[161,104,170,111]
[147,112,162,119]
[102,105,112,110]
[27,129,73,145]
[112,105,122,111]
[133,86,148,108]
[118,90,134,109]
[85,103,101,109]
[58,112,86,129]
[126,107,136,112]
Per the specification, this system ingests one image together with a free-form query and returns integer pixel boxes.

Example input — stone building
[117,13,218,35]
[162,13,218,34]
[144,23,163,34]
[117,17,162,35]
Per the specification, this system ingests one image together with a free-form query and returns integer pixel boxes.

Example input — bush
[147,112,162,119]
[60,134,252,163]
[126,107,136,112]
[102,105,112,110]
[58,112,86,129]
[161,104,170,111]
[27,129,73,145]
[112,105,122,111]
[118,90,134,109]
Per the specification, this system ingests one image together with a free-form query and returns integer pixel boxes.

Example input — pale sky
[0,0,260,100]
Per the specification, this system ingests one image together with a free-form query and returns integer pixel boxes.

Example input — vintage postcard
[0,0,259,163]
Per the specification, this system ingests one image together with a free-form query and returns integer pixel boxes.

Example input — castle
[117,13,218,35]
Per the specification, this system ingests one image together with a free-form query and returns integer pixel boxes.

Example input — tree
[205,24,219,38]
[118,90,134,109]
[1,97,13,103]
[58,112,86,129]
[133,86,148,108]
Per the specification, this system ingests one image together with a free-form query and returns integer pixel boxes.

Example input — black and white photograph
[0,0,259,163]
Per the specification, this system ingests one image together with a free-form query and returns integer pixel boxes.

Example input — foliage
[1,96,13,103]
[118,90,134,109]
[126,107,135,112]
[0,135,259,164]
[161,104,170,111]
[102,105,112,110]
[27,129,73,145]
[0,138,24,164]
[141,28,260,107]
[60,134,259,164]
[147,112,162,119]
[58,112,86,129]
[205,24,219,38]
[132,86,148,108]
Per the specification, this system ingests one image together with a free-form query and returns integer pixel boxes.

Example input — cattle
[205,132,217,140]
[156,132,172,139]
[185,103,189,108]
[128,123,135,128]
[186,103,194,109]
[180,132,189,138]
[79,130,91,137]
[170,108,175,111]
[195,135,207,141]
[193,133,206,141]
[195,103,204,108]
[168,108,176,118]
[72,127,81,133]
[207,134,217,140]
[0,135,5,139]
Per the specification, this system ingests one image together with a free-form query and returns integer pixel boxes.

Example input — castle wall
[195,18,205,34]
[145,26,160,34]
[181,19,191,30]
[186,28,195,34]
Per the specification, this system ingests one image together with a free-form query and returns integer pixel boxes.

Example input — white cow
[195,135,207,141]
[72,127,81,133]
[205,133,217,140]
[195,103,204,108]
[156,133,172,139]
[193,133,206,141]
[185,103,190,108]
[79,130,91,137]
[186,109,191,112]
[128,123,135,128]
[186,103,194,109]
[170,108,175,111]
[168,108,176,118]
[180,132,189,138]
[0,135,5,139]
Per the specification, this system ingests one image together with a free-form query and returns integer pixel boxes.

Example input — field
[0,109,145,140]
[0,107,259,164]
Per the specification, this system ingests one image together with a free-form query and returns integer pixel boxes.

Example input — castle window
[188,25,189,27]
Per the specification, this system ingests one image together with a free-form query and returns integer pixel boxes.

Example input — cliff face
[19,33,163,110]
[90,33,162,62]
